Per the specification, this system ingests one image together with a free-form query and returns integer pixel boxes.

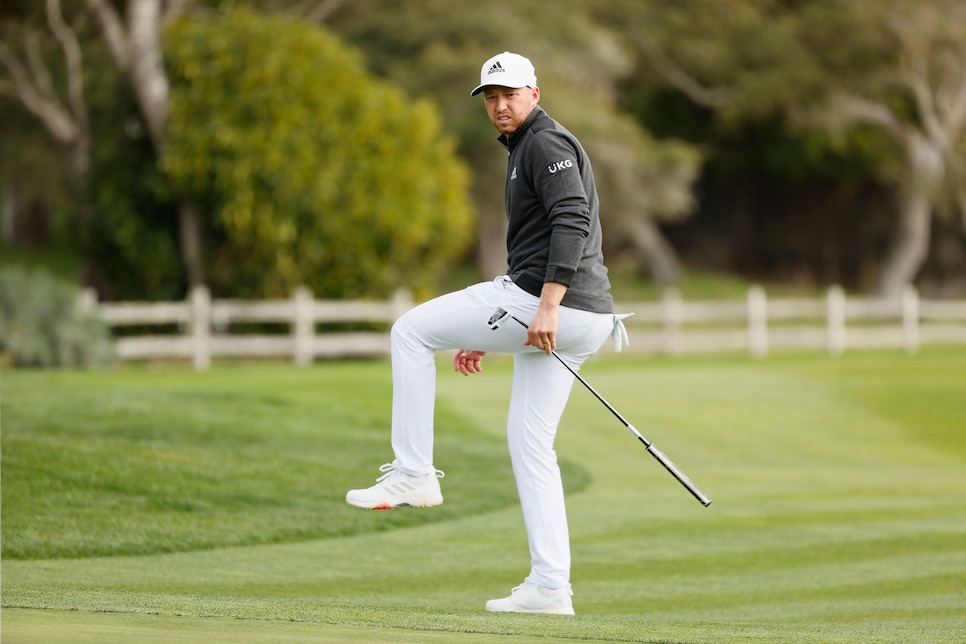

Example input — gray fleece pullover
[498,107,614,314]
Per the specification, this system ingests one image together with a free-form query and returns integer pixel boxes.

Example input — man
[346,51,626,615]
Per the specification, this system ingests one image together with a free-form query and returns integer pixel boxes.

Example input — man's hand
[525,282,567,355]
[525,306,558,355]
[453,349,486,375]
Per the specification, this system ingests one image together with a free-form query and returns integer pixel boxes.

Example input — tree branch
[0,40,78,144]
[47,0,89,134]
[162,0,193,25]
[821,94,910,146]
[85,0,129,70]
[24,31,57,100]
[128,0,170,146]
[638,38,732,108]
[901,49,945,147]
[939,52,966,136]
[301,0,346,24]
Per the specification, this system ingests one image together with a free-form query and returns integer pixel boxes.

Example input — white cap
[470,51,537,96]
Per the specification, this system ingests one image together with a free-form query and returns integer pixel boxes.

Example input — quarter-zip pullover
[499,107,614,314]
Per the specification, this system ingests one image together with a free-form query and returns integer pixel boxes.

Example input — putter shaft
[491,308,711,507]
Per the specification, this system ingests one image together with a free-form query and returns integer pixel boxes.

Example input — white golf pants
[389,276,616,589]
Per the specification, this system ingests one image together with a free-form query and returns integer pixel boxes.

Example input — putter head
[487,307,510,330]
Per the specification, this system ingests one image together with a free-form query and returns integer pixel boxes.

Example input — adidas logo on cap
[471,52,537,96]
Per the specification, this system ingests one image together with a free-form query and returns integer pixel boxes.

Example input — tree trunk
[178,199,205,288]
[2,181,15,243]
[476,208,507,280]
[875,185,932,297]
[471,153,509,280]
[621,216,681,284]
[875,135,943,297]
[127,0,169,148]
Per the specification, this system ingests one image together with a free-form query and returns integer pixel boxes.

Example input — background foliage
[1,0,964,300]
[326,0,703,281]
[86,73,185,301]
[0,266,113,368]
[158,9,474,299]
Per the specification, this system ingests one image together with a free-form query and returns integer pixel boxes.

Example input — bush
[0,267,114,368]
[161,8,474,300]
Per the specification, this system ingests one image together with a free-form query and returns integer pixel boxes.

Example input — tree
[160,8,474,299]
[612,0,966,296]
[0,0,198,289]
[85,0,205,288]
[324,0,701,283]
[802,0,966,296]
[0,0,92,204]
[2,2,473,300]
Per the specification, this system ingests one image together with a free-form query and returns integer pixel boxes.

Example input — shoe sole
[484,606,575,615]
[346,496,443,511]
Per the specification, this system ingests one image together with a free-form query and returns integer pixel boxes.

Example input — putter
[487,307,711,507]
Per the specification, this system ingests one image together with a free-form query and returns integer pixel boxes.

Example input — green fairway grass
[3,348,965,642]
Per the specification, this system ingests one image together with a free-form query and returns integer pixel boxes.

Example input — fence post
[661,287,682,356]
[826,285,845,356]
[77,287,98,315]
[190,285,211,370]
[293,286,314,366]
[390,288,414,320]
[901,286,919,354]
[747,285,768,358]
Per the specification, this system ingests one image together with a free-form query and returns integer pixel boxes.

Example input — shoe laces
[375,462,444,483]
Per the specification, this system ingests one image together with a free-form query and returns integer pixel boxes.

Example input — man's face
[483,86,540,136]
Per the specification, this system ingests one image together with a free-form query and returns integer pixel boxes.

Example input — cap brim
[470,83,530,97]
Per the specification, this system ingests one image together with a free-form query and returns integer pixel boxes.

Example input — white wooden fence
[620,285,965,358]
[80,285,966,369]
[80,286,414,370]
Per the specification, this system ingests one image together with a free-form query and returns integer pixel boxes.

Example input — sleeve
[527,131,591,286]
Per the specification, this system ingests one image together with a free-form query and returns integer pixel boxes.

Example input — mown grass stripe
[3,349,964,642]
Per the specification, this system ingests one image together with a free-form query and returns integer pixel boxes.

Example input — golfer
[346,51,626,615]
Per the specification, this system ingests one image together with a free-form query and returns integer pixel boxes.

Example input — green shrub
[0,267,114,368]
[160,8,474,300]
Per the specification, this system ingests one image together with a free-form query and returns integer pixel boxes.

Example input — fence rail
[80,285,966,369]
[80,286,414,370]
[620,285,965,357]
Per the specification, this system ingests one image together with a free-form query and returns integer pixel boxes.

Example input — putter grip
[646,443,712,507]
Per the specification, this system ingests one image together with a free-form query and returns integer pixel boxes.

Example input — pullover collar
[498,107,548,152]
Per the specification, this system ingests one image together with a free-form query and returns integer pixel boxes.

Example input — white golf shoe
[345,463,444,510]
[485,582,575,615]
